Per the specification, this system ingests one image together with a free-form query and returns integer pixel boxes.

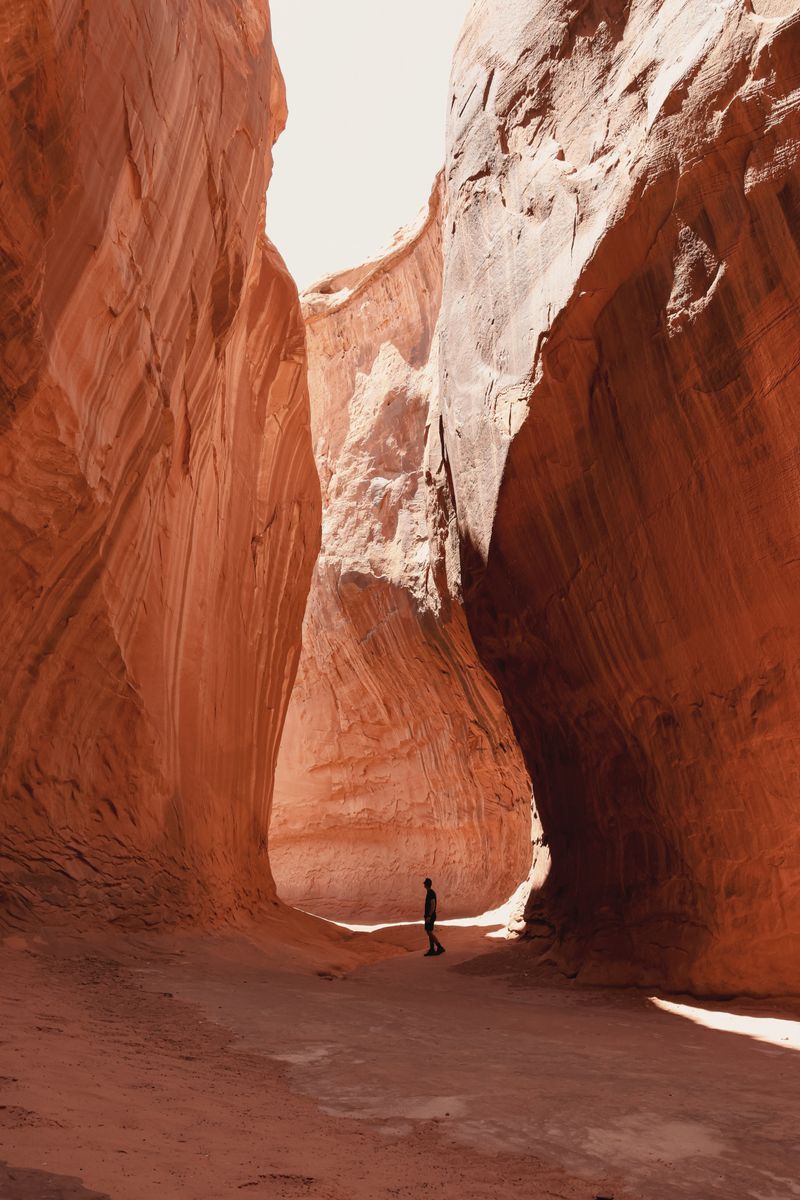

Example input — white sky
[267,0,471,291]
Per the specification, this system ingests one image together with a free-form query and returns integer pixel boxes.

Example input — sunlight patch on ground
[300,894,520,938]
[650,996,800,1051]
[305,912,507,936]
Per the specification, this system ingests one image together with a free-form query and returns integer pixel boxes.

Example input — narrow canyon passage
[2,0,800,1196]
[268,0,800,994]
[268,182,535,925]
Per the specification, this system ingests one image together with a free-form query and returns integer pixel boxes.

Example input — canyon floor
[0,914,797,1200]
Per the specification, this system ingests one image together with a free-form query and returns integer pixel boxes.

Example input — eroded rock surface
[0,0,320,923]
[441,0,800,992]
[270,184,533,921]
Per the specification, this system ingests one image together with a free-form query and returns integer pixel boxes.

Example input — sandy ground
[0,911,798,1199]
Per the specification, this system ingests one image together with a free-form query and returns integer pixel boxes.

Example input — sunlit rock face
[441,0,800,992]
[270,183,533,922]
[0,0,320,923]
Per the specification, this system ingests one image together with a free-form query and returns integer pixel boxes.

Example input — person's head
[423,877,432,889]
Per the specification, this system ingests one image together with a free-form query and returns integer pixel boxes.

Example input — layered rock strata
[270,184,533,922]
[441,0,800,992]
[0,0,319,924]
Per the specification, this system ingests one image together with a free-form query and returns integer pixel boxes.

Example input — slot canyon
[269,179,534,923]
[1,1,799,1198]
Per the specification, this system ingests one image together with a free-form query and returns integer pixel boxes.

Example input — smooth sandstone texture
[270,184,533,921]
[441,0,800,992]
[0,0,320,923]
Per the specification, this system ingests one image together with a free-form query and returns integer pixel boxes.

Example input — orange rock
[0,0,320,923]
[270,182,533,921]
[441,0,800,992]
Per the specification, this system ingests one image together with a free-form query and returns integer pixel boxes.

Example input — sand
[0,914,797,1199]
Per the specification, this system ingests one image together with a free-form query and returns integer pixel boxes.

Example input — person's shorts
[424,918,435,933]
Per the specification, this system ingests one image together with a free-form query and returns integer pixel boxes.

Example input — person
[423,877,445,957]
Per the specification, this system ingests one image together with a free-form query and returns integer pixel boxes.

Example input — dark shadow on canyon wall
[456,75,800,995]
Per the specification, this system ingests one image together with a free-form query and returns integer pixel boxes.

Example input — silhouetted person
[423,877,445,957]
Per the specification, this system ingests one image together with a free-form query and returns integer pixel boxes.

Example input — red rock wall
[270,185,533,922]
[442,0,800,993]
[0,0,320,924]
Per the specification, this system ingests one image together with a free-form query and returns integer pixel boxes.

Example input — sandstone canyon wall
[440,0,800,993]
[0,0,320,924]
[3,0,798,996]
[270,184,533,922]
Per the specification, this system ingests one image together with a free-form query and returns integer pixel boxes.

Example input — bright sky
[267,0,472,291]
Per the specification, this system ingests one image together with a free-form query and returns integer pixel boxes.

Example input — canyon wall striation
[0,0,320,924]
[4,0,797,993]
[440,0,800,992]
[270,184,533,922]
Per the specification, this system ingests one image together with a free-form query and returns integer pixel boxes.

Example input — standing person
[423,877,445,957]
